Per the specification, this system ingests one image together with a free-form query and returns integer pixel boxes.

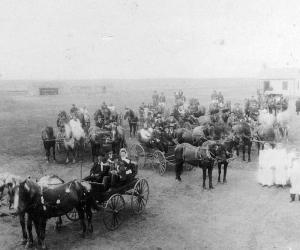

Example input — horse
[124,109,139,137]
[14,178,95,249]
[63,119,86,163]
[110,123,127,154]
[0,172,22,208]
[138,128,171,153]
[217,135,238,183]
[253,125,276,154]
[232,121,253,161]
[41,127,56,163]
[88,126,111,162]
[9,175,65,248]
[174,141,226,189]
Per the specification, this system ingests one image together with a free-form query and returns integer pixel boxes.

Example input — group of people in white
[257,144,300,201]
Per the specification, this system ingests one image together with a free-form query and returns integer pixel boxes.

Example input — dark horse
[41,127,56,163]
[14,179,95,249]
[124,109,139,137]
[217,135,238,183]
[174,141,226,189]
[253,125,276,154]
[232,121,253,161]
[10,175,64,248]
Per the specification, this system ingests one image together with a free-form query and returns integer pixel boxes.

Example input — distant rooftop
[259,68,300,79]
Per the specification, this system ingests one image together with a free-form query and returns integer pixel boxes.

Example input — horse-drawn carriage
[129,128,180,176]
[67,177,149,231]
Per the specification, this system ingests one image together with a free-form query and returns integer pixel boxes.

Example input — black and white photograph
[0,0,300,249]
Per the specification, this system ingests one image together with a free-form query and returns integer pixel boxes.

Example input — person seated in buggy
[110,148,138,187]
[84,154,111,192]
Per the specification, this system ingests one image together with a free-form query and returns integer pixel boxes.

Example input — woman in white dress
[258,143,275,186]
[290,158,300,201]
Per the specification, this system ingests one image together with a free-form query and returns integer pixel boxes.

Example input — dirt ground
[0,91,300,250]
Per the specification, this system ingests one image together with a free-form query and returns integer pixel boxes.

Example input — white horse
[63,119,86,163]
[0,172,22,208]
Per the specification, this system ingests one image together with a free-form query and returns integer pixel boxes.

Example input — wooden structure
[258,68,300,97]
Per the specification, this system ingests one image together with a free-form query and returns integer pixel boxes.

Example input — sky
[1,0,300,79]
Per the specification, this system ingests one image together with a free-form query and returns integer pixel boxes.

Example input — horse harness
[28,180,90,213]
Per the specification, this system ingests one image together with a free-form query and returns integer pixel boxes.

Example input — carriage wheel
[66,208,80,222]
[131,179,149,215]
[153,150,167,176]
[183,122,192,130]
[129,144,145,169]
[103,194,126,231]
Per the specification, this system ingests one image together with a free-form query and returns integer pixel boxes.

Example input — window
[282,81,288,90]
[263,81,270,91]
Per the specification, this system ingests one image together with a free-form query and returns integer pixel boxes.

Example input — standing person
[296,98,300,115]
[218,91,224,103]
[211,90,217,101]
[152,91,159,107]
[124,108,139,137]
[159,92,166,103]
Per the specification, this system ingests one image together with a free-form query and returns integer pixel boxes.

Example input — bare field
[0,85,300,250]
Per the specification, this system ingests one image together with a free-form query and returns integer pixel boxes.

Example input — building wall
[259,79,300,96]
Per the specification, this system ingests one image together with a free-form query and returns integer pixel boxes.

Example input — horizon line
[0,77,257,82]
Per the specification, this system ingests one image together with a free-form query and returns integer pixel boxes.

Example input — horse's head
[14,179,39,213]
[208,142,227,162]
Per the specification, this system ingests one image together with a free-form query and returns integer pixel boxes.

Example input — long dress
[274,149,288,186]
[290,159,300,195]
[261,148,275,186]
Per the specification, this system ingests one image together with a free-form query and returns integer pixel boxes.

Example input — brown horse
[174,141,227,188]
[41,127,56,163]
[14,178,95,249]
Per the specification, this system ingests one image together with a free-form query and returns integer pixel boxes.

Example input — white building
[258,68,300,97]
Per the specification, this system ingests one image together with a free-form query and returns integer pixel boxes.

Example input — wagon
[66,177,149,231]
[129,142,176,176]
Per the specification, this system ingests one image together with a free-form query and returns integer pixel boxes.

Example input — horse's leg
[77,207,86,237]
[208,163,214,189]
[257,142,260,155]
[175,160,183,181]
[248,142,252,162]
[46,145,50,163]
[242,142,246,161]
[129,122,132,137]
[133,124,137,137]
[53,144,56,162]
[72,148,76,164]
[39,219,47,250]
[223,161,228,183]
[202,167,207,189]
[19,212,28,245]
[26,214,34,248]
[86,204,93,233]
[66,148,70,164]
[217,162,221,183]
[235,144,239,157]
[55,216,62,230]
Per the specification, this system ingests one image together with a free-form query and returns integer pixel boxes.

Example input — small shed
[258,68,300,97]
[39,87,59,95]
[28,82,63,96]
